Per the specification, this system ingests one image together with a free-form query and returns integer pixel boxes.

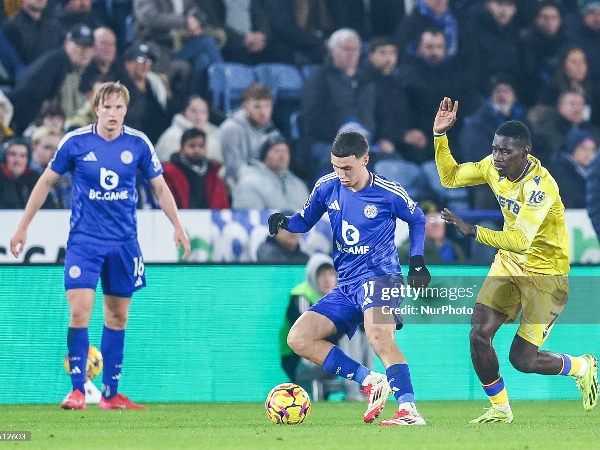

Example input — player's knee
[365,326,392,354]
[287,329,309,356]
[508,350,535,373]
[69,308,92,327]
[469,326,490,349]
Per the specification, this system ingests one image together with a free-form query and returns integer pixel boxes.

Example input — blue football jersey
[287,172,426,285]
[49,124,163,244]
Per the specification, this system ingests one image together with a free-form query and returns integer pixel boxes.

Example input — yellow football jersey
[434,134,570,275]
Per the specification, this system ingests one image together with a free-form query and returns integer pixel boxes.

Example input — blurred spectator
[322,0,367,39]
[92,0,133,52]
[133,0,223,98]
[162,128,229,209]
[22,100,66,139]
[0,27,24,91]
[155,95,222,164]
[0,91,15,142]
[54,0,102,31]
[232,134,309,210]
[79,27,129,90]
[549,129,597,209]
[279,253,373,401]
[9,24,95,134]
[219,83,278,187]
[587,149,600,238]
[0,137,55,208]
[2,0,64,65]
[398,200,466,264]
[468,0,522,95]
[261,0,327,65]
[300,29,376,178]
[195,0,272,64]
[536,46,600,126]
[459,75,526,209]
[565,0,600,83]
[394,0,471,69]
[64,75,106,130]
[530,90,600,160]
[256,224,310,265]
[121,42,170,143]
[519,0,568,105]
[30,126,72,208]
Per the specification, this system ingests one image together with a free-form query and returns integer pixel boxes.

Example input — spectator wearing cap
[121,42,170,143]
[232,135,309,211]
[565,0,600,84]
[2,0,63,65]
[162,128,229,209]
[256,209,309,264]
[9,24,95,133]
[219,83,279,188]
[459,74,526,209]
[398,200,466,265]
[549,129,597,209]
[0,137,56,209]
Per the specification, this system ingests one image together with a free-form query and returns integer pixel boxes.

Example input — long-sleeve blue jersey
[287,172,426,285]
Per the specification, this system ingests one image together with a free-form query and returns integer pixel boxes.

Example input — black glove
[408,255,431,289]
[268,213,289,235]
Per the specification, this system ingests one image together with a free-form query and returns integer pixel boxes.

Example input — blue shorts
[310,276,404,337]
[64,239,146,298]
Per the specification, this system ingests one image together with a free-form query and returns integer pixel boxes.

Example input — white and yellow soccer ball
[265,383,312,424]
[64,345,103,381]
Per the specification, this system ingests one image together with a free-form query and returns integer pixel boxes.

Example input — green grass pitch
[1,401,598,450]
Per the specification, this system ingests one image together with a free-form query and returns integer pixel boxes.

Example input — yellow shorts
[476,252,569,347]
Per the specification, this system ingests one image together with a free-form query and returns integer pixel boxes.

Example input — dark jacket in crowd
[2,9,63,65]
[162,153,230,209]
[548,152,588,209]
[300,56,376,145]
[9,47,74,133]
[256,236,310,265]
[0,164,55,209]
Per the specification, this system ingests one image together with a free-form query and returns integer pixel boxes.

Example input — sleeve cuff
[433,131,446,137]
[473,225,478,239]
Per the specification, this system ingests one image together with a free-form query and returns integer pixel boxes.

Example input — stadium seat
[301,64,321,80]
[208,62,256,114]
[253,63,304,103]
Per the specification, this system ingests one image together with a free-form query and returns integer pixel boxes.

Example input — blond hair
[31,126,64,145]
[92,81,131,108]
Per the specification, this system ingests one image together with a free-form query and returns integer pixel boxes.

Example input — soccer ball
[64,345,103,381]
[265,383,311,424]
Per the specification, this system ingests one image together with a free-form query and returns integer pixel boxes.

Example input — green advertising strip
[0,265,598,404]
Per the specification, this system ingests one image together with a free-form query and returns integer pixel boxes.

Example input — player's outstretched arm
[150,175,191,259]
[433,97,459,134]
[10,168,60,257]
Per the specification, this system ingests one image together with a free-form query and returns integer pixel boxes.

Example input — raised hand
[433,97,459,134]
[441,208,475,237]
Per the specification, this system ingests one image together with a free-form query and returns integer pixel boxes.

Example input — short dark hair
[332,131,369,158]
[180,128,206,147]
[495,121,531,146]
[368,36,396,53]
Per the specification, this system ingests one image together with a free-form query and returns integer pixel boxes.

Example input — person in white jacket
[154,95,222,164]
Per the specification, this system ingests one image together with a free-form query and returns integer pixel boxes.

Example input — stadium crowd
[1,0,600,246]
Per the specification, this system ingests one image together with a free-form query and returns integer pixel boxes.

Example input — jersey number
[133,256,145,277]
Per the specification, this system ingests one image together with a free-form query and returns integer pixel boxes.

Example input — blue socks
[387,364,415,405]
[101,326,125,399]
[322,346,371,383]
[67,327,89,394]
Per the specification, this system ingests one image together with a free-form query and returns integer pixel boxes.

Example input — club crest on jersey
[121,150,133,164]
[364,204,378,219]
[69,265,81,278]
